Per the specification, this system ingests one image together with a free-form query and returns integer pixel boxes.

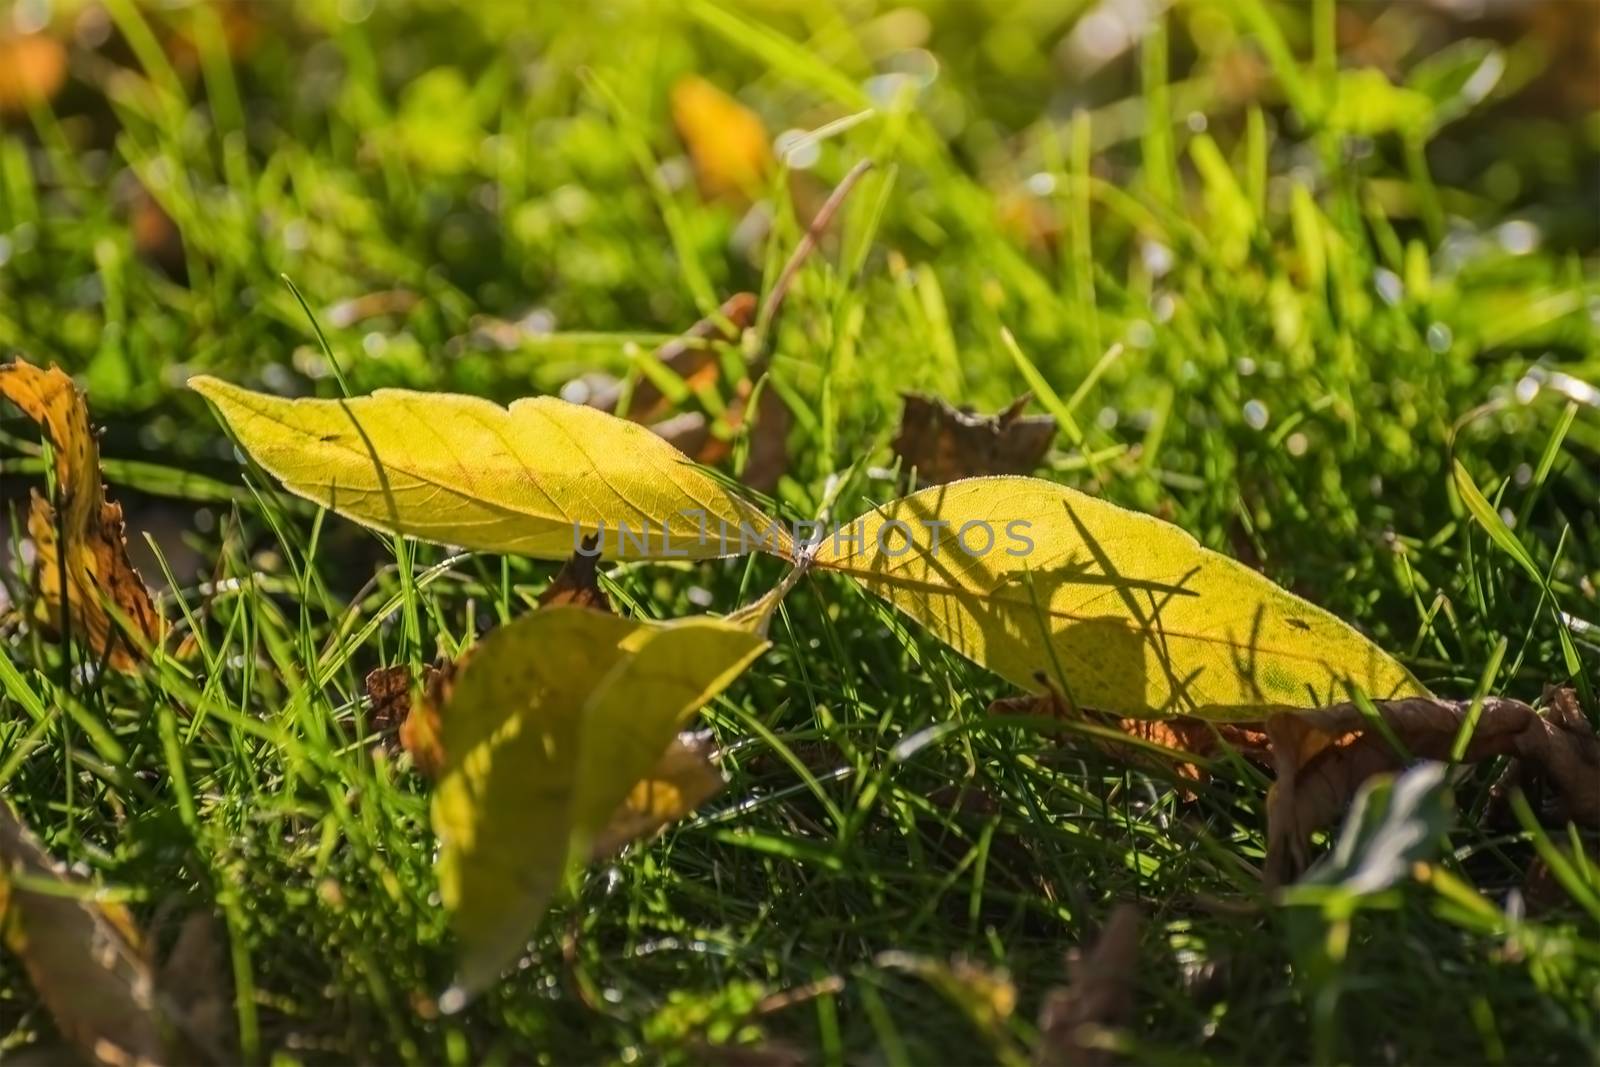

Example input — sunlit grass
[1,0,1597,1062]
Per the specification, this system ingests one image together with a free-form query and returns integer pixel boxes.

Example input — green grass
[2,1,1598,1063]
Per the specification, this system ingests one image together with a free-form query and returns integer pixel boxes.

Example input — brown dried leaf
[892,393,1056,486]
[987,686,1271,787]
[364,663,445,741]
[1035,904,1141,1067]
[0,801,171,1065]
[1,360,164,670]
[399,661,456,779]
[536,536,613,613]
[588,731,725,860]
[576,292,753,425]
[1264,689,1600,886]
[157,912,233,1061]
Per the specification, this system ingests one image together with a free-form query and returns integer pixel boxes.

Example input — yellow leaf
[812,476,1425,721]
[0,32,67,115]
[189,376,790,561]
[0,800,170,1065]
[432,606,766,1000]
[671,74,772,201]
[0,360,164,670]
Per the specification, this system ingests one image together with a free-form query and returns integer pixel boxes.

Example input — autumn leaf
[892,394,1056,485]
[671,74,772,201]
[988,683,1272,788]
[537,535,615,612]
[1035,905,1141,1067]
[0,31,66,115]
[432,605,766,1001]
[399,661,451,779]
[0,359,164,670]
[573,293,791,494]
[583,293,757,426]
[190,376,790,561]
[813,476,1425,721]
[588,731,726,860]
[1263,688,1599,885]
[0,800,169,1065]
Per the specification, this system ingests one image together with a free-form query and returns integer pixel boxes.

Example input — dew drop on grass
[1286,432,1308,457]
[1375,268,1404,306]
[1427,322,1453,352]
[1496,219,1539,255]
[775,129,820,170]
[1243,399,1269,430]
[1140,239,1174,277]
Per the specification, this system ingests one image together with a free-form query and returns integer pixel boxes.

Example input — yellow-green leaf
[432,606,766,1001]
[812,476,1425,721]
[190,376,789,560]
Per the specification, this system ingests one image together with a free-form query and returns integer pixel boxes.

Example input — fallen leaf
[537,535,614,613]
[813,476,1425,720]
[0,800,169,1065]
[364,664,415,735]
[1,359,164,670]
[671,75,772,201]
[588,731,726,859]
[572,293,791,491]
[1264,689,1600,886]
[1035,904,1141,1067]
[156,912,233,1061]
[1294,761,1454,897]
[891,394,1057,485]
[190,375,790,561]
[988,682,1272,786]
[591,293,757,426]
[433,606,767,1000]
[400,661,456,779]
[364,662,446,747]
[0,32,66,115]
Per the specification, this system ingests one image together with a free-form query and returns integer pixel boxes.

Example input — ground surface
[1,1,1598,1063]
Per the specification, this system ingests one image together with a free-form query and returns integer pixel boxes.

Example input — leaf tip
[187,374,224,398]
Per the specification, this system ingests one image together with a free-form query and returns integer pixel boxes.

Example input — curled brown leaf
[1036,904,1141,1067]
[987,684,1272,789]
[1264,689,1599,886]
[536,535,614,613]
